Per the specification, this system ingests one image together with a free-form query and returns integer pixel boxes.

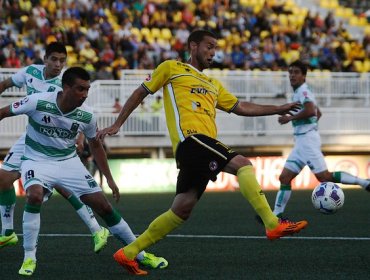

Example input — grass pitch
[1,189,370,280]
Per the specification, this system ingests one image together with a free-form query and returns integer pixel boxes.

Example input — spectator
[113,97,123,113]
[6,49,21,68]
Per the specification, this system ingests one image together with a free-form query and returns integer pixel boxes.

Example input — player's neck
[56,91,74,114]
[43,68,56,80]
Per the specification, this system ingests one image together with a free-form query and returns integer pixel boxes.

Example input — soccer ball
[311,182,345,214]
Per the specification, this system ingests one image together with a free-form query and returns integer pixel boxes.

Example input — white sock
[338,172,369,188]
[23,211,40,261]
[273,190,292,215]
[0,204,15,235]
[109,218,145,261]
[76,205,101,234]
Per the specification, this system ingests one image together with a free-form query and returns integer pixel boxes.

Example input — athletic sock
[273,184,292,216]
[67,194,101,234]
[100,208,145,260]
[237,165,278,230]
[124,209,184,260]
[333,171,370,189]
[0,188,16,236]
[23,204,41,262]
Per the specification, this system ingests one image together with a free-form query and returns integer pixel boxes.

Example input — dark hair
[62,67,90,86]
[187,29,217,49]
[289,60,308,75]
[45,42,67,57]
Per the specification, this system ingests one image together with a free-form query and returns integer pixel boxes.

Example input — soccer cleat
[255,213,284,226]
[18,258,36,276]
[0,232,18,248]
[266,218,308,240]
[93,227,109,253]
[139,252,168,269]
[113,248,148,275]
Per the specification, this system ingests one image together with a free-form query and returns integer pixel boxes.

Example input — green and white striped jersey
[291,82,318,135]
[11,64,62,95]
[10,92,97,161]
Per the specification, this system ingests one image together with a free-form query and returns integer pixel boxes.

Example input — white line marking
[16,234,370,241]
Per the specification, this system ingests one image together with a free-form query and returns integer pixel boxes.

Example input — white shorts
[284,130,327,174]
[1,133,26,172]
[21,156,101,199]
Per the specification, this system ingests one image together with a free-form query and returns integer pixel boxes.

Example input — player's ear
[189,41,198,51]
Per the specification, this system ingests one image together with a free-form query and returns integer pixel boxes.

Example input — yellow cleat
[139,252,168,269]
[19,258,36,276]
[0,232,18,248]
[93,227,109,253]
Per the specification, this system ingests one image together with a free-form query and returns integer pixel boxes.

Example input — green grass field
[1,189,370,280]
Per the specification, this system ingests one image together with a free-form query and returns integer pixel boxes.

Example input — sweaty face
[193,36,217,70]
[288,66,306,88]
[44,52,67,79]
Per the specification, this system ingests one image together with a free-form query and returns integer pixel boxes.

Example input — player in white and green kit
[0,67,167,276]
[272,60,370,217]
[0,42,108,252]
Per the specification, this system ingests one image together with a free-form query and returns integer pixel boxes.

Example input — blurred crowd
[0,0,369,79]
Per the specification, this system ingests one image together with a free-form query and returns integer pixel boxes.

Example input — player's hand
[75,141,84,156]
[278,115,291,124]
[278,102,300,115]
[107,178,120,202]
[96,124,120,140]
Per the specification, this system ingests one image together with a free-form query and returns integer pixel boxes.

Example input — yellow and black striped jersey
[142,60,238,154]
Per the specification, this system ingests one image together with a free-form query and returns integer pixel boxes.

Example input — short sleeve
[11,67,28,88]
[141,60,172,94]
[83,114,98,139]
[10,96,36,115]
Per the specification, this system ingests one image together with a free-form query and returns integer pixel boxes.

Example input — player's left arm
[87,137,120,202]
[316,106,322,121]
[232,100,300,117]
[278,101,316,124]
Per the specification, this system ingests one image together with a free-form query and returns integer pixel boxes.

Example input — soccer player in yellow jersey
[97,30,308,275]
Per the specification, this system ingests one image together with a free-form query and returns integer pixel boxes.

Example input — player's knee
[25,186,44,204]
[315,172,332,182]
[0,169,20,188]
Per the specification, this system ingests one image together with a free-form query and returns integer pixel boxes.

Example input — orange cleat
[113,248,148,276]
[266,218,308,240]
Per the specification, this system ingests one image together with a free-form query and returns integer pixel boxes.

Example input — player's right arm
[0,78,15,95]
[0,104,13,121]
[0,95,36,121]
[97,60,171,139]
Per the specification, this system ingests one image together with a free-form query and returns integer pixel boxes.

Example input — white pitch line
[16,233,370,241]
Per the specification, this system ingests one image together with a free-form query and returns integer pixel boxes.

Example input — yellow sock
[237,165,278,230]
[124,209,184,259]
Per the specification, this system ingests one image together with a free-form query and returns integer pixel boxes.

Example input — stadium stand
[0,0,369,74]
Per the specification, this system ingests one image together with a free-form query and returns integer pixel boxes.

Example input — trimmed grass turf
[1,189,369,279]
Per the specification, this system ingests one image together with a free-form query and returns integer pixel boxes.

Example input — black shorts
[175,134,238,198]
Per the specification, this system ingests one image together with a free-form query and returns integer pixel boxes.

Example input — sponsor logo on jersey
[13,97,29,109]
[145,74,152,82]
[70,122,80,132]
[39,126,76,139]
[46,103,55,110]
[190,87,208,94]
[47,86,56,92]
[209,160,218,171]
